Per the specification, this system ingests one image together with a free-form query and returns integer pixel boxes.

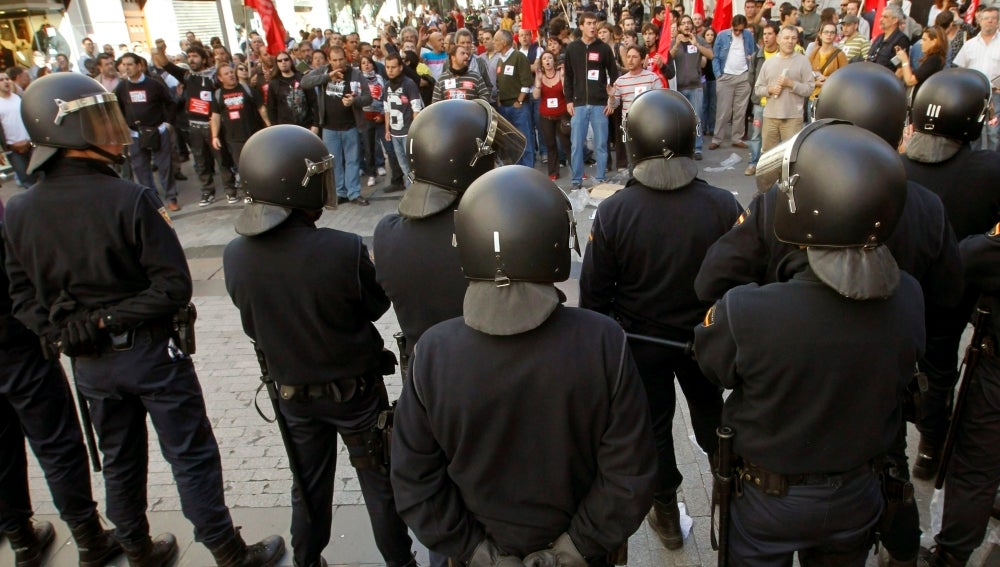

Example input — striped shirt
[611,70,662,115]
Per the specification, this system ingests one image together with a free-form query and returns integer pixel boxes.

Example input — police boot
[207,529,285,567]
[912,435,941,481]
[918,546,966,567]
[121,533,179,567]
[3,520,55,567]
[70,515,123,567]
[646,492,684,550]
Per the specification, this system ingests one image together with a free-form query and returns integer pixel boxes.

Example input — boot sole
[646,510,684,550]
[80,545,125,567]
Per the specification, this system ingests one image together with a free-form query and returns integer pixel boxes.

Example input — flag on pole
[694,0,706,19]
[521,0,544,40]
[244,0,287,56]
[871,0,887,38]
[965,0,979,25]
[713,0,733,32]
[652,9,673,87]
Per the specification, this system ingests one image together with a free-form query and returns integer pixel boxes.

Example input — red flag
[244,0,287,56]
[871,0,887,38]
[521,0,543,32]
[651,9,672,87]
[965,0,979,25]
[713,0,733,32]
[694,0,705,18]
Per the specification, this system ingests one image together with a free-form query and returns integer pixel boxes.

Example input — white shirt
[0,93,30,144]
[723,33,749,75]
[954,32,1000,89]
[858,16,871,40]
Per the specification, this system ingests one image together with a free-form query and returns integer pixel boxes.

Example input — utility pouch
[110,329,135,351]
[173,303,197,355]
[139,126,161,151]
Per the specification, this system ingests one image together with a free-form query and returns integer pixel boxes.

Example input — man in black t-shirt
[210,64,270,204]
[115,53,180,210]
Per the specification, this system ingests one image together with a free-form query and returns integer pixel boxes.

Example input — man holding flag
[244,0,288,56]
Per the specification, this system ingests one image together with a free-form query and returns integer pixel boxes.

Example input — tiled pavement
[1,145,996,566]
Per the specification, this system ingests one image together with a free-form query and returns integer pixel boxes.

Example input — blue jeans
[129,129,177,202]
[702,80,717,135]
[322,127,361,200]
[390,135,411,187]
[748,104,765,166]
[982,97,1000,151]
[5,148,37,187]
[679,87,704,152]
[570,104,609,184]
[497,104,535,167]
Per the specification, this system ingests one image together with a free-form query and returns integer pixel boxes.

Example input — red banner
[244,0,287,56]
[713,0,733,32]
[652,9,672,86]
[871,0,887,38]
[966,0,979,25]
[694,0,705,18]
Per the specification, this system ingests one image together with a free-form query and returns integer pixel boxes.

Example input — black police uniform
[391,306,656,562]
[902,147,1000,461]
[2,157,237,548]
[162,62,237,201]
[0,226,99,536]
[695,251,926,565]
[579,177,741,495]
[694,181,962,561]
[932,227,1000,562]
[373,210,466,359]
[223,213,413,567]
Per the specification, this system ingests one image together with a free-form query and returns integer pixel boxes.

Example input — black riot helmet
[813,62,907,147]
[624,88,698,161]
[21,72,132,173]
[235,125,336,236]
[401,99,526,219]
[454,165,578,284]
[767,120,907,248]
[910,68,991,142]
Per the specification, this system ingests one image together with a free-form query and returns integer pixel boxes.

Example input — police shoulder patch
[989,222,1000,238]
[588,230,594,242]
[157,207,174,228]
[703,305,716,327]
[734,208,751,227]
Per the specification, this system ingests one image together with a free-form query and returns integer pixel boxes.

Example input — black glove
[468,538,526,567]
[60,316,100,357]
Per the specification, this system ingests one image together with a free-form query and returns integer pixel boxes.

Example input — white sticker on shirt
[129,90,147,103]
[546,97,559,108]
[445,78,457,89]
[687,44,698,54]
[587,69,600,81]
[229,110,240,120]
[199,90,213,101]
[504,65,515,76]
[588,52,600,62]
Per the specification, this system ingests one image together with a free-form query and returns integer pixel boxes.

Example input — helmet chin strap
[88,145,127,165]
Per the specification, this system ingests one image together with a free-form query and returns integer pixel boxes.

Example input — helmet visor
[471,99,526,167]
[755,119,846,194]
[302,154,338,209]
[56,93,132,147]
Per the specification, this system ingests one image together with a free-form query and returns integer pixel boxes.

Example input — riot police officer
[900,68,1000,483]
[921,225,1000,566]
[695,121,926,566]
[3,73,284,567]
[373,98,525,368]
[0,201,121,567]
[695,63,962,567]
[223,125,415,567]
[391,165,657,566]
[578,88,741,550]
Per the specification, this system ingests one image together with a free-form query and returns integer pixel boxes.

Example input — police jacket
[960,226,1000,339]
[580,177,741,341]
[0,224,36,347]
[391,307,656,561]
[695,252,925,475]
[3,157,192,340]
[902,146,1000,240]
[223,213,389,385]
[695,182,963,313]
[373,210,466,357]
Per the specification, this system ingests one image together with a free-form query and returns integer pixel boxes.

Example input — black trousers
[538,115,571,178]
[629,339,722,495]
[189,122,236,198]
[879,420,920,560]
[279,379,412,567]
[74,325,234,547]
[0,339,97,531]
[936,352,1000,560]
[728,466,881,566]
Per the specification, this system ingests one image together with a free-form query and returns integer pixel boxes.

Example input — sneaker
[708,142,721,150]
[542,156,549,164]
[582,173,589,180]
[732,141,749,149]
[694,151,703,161]
[367,176,376,187]
[226,195,240,204]
[351,197,370,206]
[571,183,583,191]
[175,172,188,181]
[744,165,756,176]
[549,174,558,181]
[337,196,349,204]
[199,194,215,207]
[377,167,386,176]
[167,200,181,212]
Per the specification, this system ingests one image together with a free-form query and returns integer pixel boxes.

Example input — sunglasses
[237,66,247,71]
[277,57,291,62]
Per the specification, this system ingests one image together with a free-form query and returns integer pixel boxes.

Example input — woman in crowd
[701,27,717,137]
[533,51,571,181]
[809,23,848,102]
[936,5,976,67]
[896,25,947,92]
[431,44,490,102]
[359,54,389,188]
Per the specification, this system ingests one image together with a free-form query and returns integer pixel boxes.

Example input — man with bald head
[421,31,447,78]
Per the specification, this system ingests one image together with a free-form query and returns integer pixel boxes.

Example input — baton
[69,358,102,472]
[625,332,695,355]
[715,426,735,567]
